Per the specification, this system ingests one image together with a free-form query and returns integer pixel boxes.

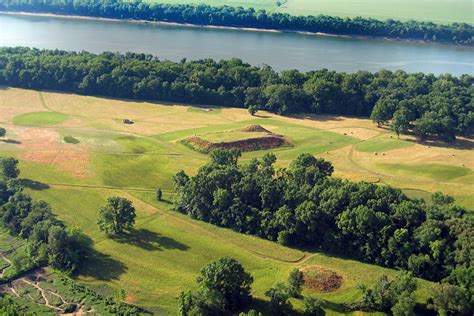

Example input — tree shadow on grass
[407,137,474,151]
[0,139,21,144]
[78,249,128,281]
[249,297,353,315]
[110,228,189,252]
[19,179,50,191]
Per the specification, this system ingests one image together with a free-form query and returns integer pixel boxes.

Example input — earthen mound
[299,266,343,292]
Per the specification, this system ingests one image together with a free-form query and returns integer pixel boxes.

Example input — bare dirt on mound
[184,135,288,153]
[239,125,273,133]
[184,125,290,152]
[299,265,343,292]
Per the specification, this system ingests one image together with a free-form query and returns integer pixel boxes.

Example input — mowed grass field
[1,87,472,314]
[140,0,474,24]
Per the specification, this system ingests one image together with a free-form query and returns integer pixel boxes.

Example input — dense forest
[1,47,473,141]
[173,149,473,313]
[0,0,473,45]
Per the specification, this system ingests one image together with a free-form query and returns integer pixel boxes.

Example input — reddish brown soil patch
[15,127,92,178]
[21,150,91,178]
[299,266,343,292]
[239,125,272,133]
[183,135,289,153]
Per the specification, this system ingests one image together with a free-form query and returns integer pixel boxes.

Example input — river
[0,13,473,75]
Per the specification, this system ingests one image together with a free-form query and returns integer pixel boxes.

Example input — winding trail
[0,253,12,279]
[21,278,63,311]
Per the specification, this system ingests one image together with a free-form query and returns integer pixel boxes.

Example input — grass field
[1,87,473,314]
[141,0,474,24]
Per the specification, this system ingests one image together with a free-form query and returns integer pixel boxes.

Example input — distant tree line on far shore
[0,47,472,142]
[0,0,472,45]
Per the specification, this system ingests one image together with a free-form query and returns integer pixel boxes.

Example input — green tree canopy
[97,196,136,235]
[0,157,20,179]
[196,257,253,312]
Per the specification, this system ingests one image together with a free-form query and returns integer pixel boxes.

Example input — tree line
[1,47,472,141]
[0,158,90,273]
[0,0,472,45]
[172,149,473,314]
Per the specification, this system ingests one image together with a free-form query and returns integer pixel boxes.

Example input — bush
[63,136,80,144]
[303,296,325,316]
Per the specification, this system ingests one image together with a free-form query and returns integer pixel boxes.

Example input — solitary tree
[247,104,258,116]
[156,188,163,201]
[265,282,292,315]
[0,157,20,179]
[0,127,6,138]
[97,197,136,235]
[197,257,253,312]
[287,268,304,297]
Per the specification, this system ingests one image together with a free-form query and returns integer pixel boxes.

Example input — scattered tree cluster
[0,48,472,140]
[356,272,418,314]
[179,256,325,315]
[173,149,473,285]
[0,0,472,44]
[0,160,91,273]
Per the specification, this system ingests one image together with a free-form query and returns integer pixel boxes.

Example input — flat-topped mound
[182,125,290,153]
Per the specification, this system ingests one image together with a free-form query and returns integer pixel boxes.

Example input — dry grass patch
[327,127,380,140]
[0,89,45,122]
[20,150,92,179]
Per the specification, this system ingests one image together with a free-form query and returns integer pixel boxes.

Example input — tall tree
[196,257,253,312]
[97,197,136,235]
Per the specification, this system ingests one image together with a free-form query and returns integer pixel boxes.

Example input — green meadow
[354,136,414,153]
[12,111,69,126]
[1,88,472,314]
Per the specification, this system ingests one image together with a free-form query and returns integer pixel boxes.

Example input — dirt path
[0,253,12,279]
[8,285,21,298]
[21,278,63,311]
[0,268,88,314]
